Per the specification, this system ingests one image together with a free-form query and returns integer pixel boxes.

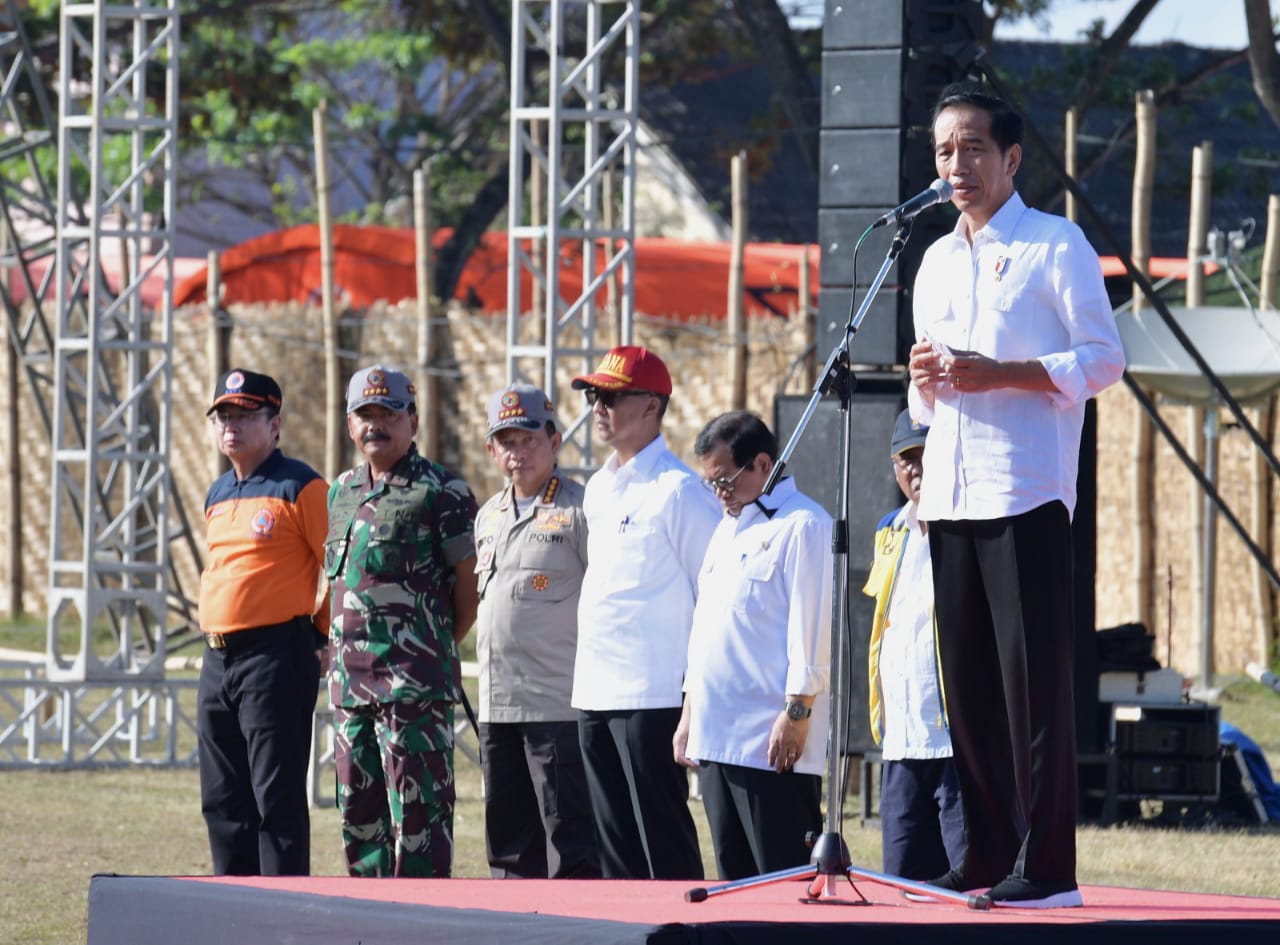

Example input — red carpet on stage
[87,874,1280,944]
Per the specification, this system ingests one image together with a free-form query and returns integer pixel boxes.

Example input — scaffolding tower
[48,0,182,681]
[507,0,638,471]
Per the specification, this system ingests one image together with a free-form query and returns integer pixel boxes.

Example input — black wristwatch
[784,700,812,721]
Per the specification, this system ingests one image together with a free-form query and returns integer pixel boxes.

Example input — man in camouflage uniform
[326,364,480,877]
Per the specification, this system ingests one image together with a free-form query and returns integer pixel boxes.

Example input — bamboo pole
[314,101,341,480]
[1132,91,1156,631]
[206,250,227,481]
[605,164,621,345]
[414,166,440,460]
[727,151,748,409]
[1064,107,1079,223]
[1262,194,1280,305]
[4,311,17,617]
[1185,141,1212,680]
[531,119,545,345]
[1252,194,1280,665]
[800,243,814,387]
[2,225,20,616]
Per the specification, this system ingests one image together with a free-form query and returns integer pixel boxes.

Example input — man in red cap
[198,368,328,875]
[569,345,721,879]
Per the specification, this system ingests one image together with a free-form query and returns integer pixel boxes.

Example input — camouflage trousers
[333,699,455,877]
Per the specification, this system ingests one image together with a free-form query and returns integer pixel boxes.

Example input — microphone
[872,179,954,229]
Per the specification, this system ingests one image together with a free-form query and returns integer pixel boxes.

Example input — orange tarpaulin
[171,223,1207,319]
[1097,257,1219,279]
[173,224,816,321]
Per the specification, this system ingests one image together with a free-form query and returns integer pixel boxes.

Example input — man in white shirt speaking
[674,411,832,880]
[907,81,1125,908]
[570,345,722,879]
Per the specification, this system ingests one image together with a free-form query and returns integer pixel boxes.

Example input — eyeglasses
[702,465,748,494]
[209,408,269,428]
[583,388,652,409]
[892,451,924,471]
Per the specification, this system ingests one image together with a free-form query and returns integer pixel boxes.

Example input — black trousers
[478,720,600,878]
[197,617,320,876]
[928,502,1078,887]
[697,761,822,880]
[578,707,704,879]
[879,757,965,880]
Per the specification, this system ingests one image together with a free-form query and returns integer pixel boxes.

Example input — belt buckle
[205,632,227,650]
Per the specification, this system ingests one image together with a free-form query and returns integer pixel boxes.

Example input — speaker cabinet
[775,382,907,755]
[819,0,981,367]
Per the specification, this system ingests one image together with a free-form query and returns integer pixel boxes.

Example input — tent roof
[172,223,1205,320]
[173,224,816,320]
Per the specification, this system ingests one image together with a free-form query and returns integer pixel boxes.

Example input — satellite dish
[1116,305,1280,406]
[1115,304,1280,691]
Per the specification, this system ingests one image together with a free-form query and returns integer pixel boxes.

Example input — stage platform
[87,873,1280,945]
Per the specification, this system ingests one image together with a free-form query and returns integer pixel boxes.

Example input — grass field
[1,629,1278,943]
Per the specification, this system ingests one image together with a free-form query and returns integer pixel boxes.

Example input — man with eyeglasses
[673,410,832,879]
[472,383,599,879]
[326,364,480,878]
[197,368,329,876]
[863,410,964,884]
[569,344,721,879]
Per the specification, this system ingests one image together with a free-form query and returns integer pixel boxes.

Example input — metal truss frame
[507,0,638,472]
[48,1,182,682]
[0,665,198,768]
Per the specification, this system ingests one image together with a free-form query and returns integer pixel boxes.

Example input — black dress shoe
[984,876,1082,909]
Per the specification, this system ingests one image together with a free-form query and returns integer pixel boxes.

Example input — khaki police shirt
[474,472,588,723]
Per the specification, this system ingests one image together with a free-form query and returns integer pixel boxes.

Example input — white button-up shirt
[571,434,722,711]
[909,191,1126,521]
[877,502,950,761]
[684,477,833,776]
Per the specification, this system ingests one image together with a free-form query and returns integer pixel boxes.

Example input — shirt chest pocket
[988,265,1032,313]
[732,553,779,614]
[513,535,581,603]
[323,536,349,580]
[360,516,434,579]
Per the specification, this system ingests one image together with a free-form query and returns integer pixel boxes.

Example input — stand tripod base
[684,832,991,910]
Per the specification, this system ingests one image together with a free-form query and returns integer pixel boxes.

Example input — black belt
[203,617,307,651]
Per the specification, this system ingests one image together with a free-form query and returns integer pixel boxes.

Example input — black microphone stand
[683,218,988,910]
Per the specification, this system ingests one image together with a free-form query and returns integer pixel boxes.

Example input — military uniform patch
[531,573,550,592]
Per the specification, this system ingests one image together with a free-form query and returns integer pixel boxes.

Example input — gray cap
[347,365,416,413]
[487,383,556,437]
[890,409,928,456]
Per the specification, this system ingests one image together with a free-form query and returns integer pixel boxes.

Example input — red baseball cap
[571,345,672,395]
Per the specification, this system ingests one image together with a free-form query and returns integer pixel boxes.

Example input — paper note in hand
[924,330,954,363]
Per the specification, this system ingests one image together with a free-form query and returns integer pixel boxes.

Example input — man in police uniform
[326,364,480,878]
[473,383,599,878]
[198,368,328,876]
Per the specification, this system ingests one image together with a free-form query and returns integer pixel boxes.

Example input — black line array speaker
[775,380,907,756]
[819,0,981,367]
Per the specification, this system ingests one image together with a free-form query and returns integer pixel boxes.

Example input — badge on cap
[225,370,245,392]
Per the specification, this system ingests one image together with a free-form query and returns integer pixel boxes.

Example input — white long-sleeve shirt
[877,502,950,760]
[684,477,833,776]
[571,434,722,711]
[909,191,1126,521]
